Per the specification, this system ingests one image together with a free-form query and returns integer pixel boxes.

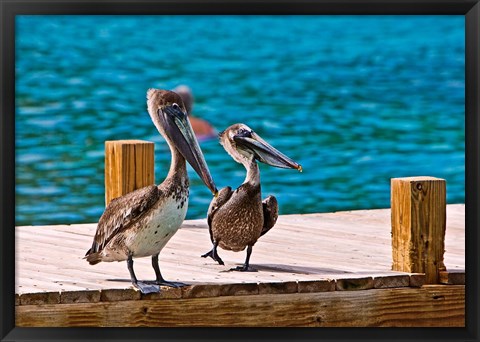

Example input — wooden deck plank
[15,285,465,327]
[15,205,465,297]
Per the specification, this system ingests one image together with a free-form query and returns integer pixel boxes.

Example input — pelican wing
[86,185,161,255]
[207,186,233,243]
[260,195,278,237]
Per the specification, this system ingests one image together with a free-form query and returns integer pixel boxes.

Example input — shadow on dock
[234,264,352,275]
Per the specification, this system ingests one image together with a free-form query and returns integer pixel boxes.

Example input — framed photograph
[1,0,478,341]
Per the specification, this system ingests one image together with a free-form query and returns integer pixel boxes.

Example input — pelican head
[147,89,217,195]
[219,123,302,171]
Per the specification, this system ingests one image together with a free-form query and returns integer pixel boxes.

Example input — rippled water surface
[15,15,465,226]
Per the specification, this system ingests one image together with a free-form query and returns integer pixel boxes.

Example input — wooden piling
[104,140,155,206]
[391,176,447,284]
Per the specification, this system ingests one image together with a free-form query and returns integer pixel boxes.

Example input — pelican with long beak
[202,123,301,271]
[85,89,217,294]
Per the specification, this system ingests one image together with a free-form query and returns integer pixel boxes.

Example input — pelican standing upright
[85,89,217,294]
[202,123,302,271]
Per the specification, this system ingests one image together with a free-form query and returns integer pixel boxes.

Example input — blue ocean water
[15,15,465,226]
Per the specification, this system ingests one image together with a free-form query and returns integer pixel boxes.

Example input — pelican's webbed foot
[229,264,257,272]
[127,255,161,294]
[148,280,187,288]
[201,241,224,265]
[229,245,255,272]
[133,281,161,294]
[201,249,225,265]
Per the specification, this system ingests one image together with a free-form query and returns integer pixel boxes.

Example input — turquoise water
[15,15,465,226]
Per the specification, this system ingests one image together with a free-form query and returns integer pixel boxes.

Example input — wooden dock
[15,204,465,327]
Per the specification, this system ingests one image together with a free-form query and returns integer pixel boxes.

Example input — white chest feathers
[127,195,188,258]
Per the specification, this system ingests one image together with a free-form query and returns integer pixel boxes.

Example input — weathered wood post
[391,176,447,284]
[104,140,155,206]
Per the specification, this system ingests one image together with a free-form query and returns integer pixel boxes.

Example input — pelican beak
[233,131,302,171]
[160,104,217,195]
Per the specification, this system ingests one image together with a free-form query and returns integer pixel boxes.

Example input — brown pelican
[85,89,217,294]
[202,123,301,271]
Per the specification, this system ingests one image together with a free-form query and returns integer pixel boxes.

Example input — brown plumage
[85,185,161,265]
[84,89,216,294]
[202,123,301,271]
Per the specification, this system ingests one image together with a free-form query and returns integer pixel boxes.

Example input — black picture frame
[1,1,478,341]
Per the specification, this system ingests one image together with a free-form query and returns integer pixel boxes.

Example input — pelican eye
[172,103,180,110]
[237,128,252,137]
